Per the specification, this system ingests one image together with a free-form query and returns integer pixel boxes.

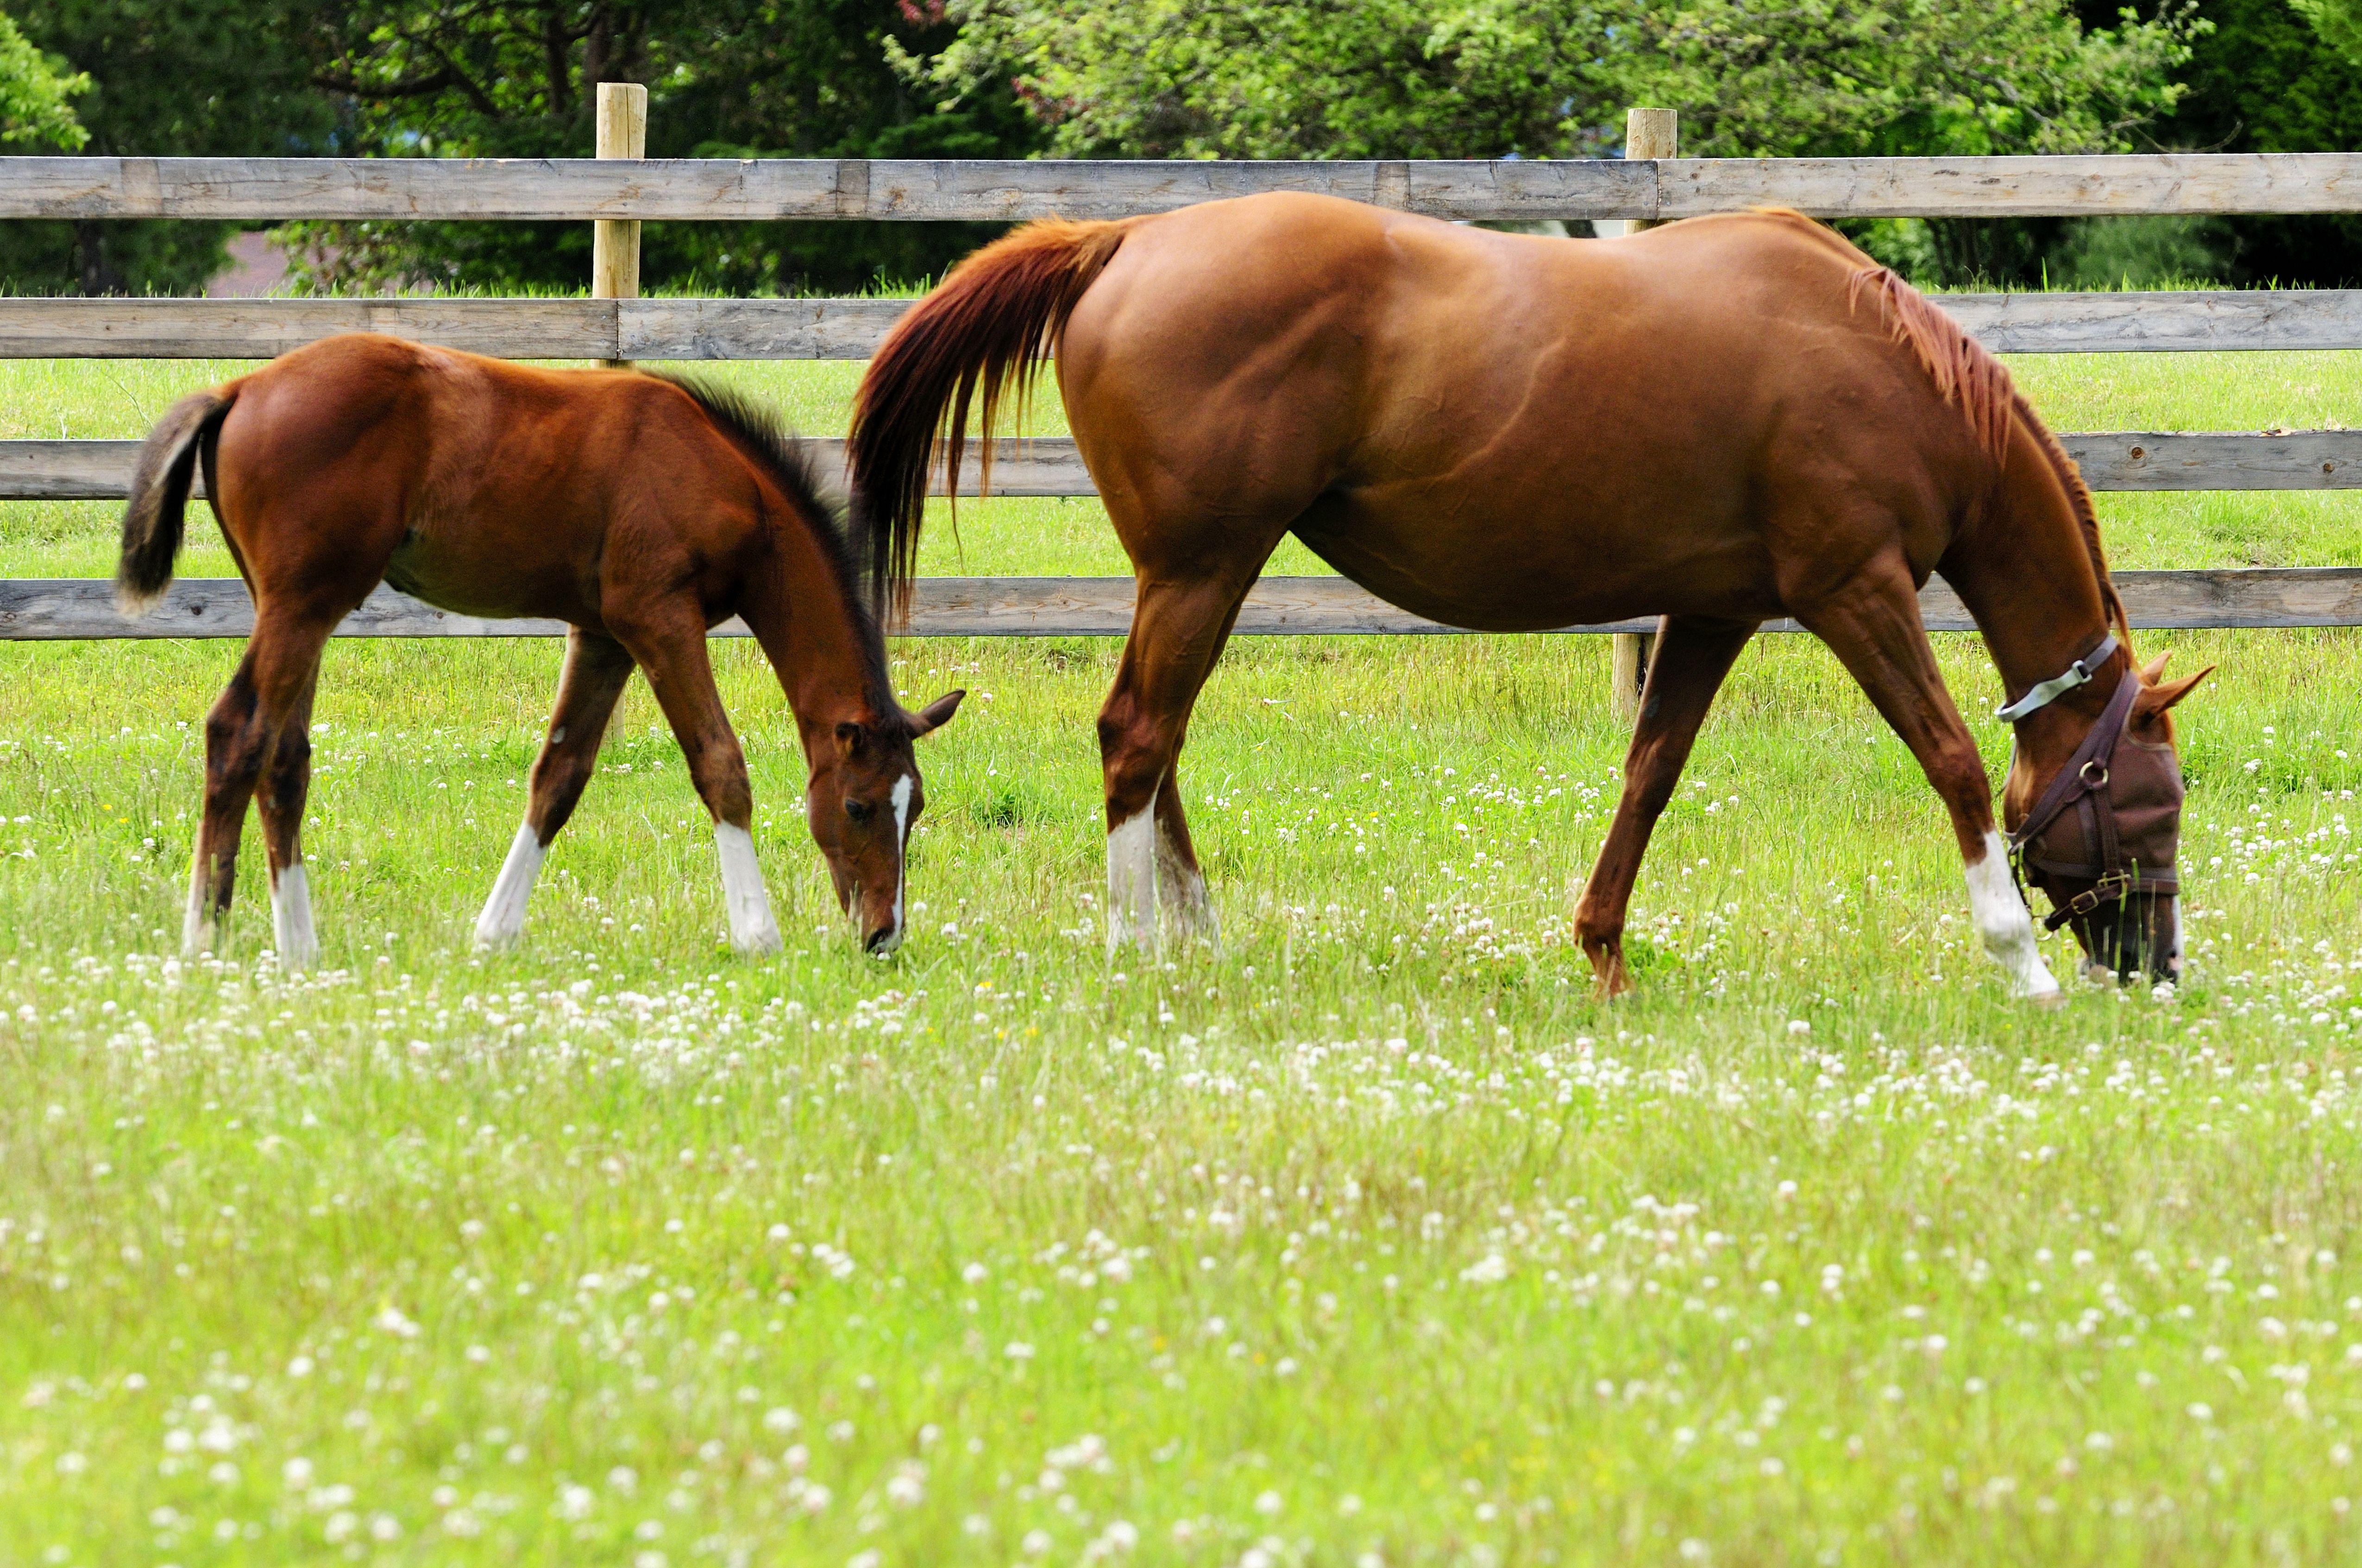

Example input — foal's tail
[847,217,1137,615]
[116,386,236,611]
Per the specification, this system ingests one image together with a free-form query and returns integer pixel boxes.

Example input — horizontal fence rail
[8,291,2362,360]
[9,431,2358,502]
[7,154,2362,222]
[8,570,2359,641]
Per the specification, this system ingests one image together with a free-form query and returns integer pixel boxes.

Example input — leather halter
[2005,660,2180,931]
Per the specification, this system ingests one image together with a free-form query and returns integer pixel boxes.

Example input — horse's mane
[1836,245,2129,639]
[649,371,899,714]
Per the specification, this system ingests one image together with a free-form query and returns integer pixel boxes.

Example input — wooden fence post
[1610,106,1677,720]
[592,82,647,368]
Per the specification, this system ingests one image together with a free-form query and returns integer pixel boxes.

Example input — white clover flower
[763,1408,800,1435]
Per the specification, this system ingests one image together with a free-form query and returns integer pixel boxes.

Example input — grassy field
[3,346,2362,1567]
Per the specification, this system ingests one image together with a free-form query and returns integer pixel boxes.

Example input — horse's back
[1059,196,1988,629]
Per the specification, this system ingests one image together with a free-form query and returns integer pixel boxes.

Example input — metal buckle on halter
[2042,870,2133,930]
[1996,633,2120,724]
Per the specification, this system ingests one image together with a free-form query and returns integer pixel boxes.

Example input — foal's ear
[2138,665,2213,714]
[2140,651,2173,683]
[907,689,967,739]
[835,720,866,758]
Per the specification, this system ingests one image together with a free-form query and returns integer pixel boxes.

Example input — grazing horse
[848,194,2206,997]
[118,333,962,971]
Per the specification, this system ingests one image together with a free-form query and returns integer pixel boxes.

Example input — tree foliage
[911,0,2198,163]
[2290,0,2362,61]
[283,0,1040,295]
[0,8,90,151]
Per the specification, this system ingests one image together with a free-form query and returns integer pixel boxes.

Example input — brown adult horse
[118,333,962,972]
[849,194,2207,997]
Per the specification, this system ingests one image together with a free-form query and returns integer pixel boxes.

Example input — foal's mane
[1830,235,2130,639]
[649,372,899,715]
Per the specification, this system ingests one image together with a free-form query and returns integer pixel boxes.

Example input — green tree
[0,8,90,150]
[0,0,340,295]
[912,0,2199,281]
[2290,0,2362,60]
[288,0,1041,295]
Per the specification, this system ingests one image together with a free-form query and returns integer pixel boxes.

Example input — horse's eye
[845,799,874,824]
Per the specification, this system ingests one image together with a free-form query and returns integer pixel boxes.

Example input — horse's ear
[835,720,866,758]
[907,689,966,739]
[2140,665,2213,713]
[2140,651,2173,683]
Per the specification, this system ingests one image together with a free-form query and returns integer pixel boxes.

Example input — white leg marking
[1155,809,1217,941]
[1107,786,1160,954]
[473,822,546,949]
[871,773,914,956]
[715,821,782,955]
[1966,829,2059,1000]
[270,862,318,973]
[182,841,214,957]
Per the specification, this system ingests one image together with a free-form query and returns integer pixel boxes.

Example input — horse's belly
[384,533,600,626]
[1291,490,1781,633]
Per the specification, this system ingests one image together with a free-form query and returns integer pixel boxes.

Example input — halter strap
[1995,632,2119,723]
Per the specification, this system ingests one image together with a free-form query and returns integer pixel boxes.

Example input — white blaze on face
[270,862,318,973]
[1106,786,1160,953]
[1965,829,2059,999]
[474,822,547,949]
[715,821,782,955]
[874,772,915,955]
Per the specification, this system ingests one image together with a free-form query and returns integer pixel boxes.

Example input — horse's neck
[741,527,886,732]
[1941,432,2125,706]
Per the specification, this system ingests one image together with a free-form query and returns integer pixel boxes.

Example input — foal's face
[806,692,964,954]
[2007,657,2209,985]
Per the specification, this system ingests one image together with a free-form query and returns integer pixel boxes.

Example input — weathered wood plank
[9,431,2358,502]
[0,297,620,359]
[615,297,911,360]
[1659,153,2362,218]
[0,437,1090,500]
[5,290,2359,362]
[7,569,2361,642]
[6,153,2362,223]
[2058,430,2362,491]
[1938,290,2362,353]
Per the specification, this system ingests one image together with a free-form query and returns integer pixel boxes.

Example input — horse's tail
[117,386,236,612]
[848,216,1137,615]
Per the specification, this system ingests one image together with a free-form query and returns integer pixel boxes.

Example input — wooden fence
[4,132,2361,646]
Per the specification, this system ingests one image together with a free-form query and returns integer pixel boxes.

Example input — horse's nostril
[865,924,898,953]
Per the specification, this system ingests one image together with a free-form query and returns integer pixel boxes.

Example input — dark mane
[648,371,900,718]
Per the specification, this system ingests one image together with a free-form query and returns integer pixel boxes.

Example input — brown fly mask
[2002,635,2211,983]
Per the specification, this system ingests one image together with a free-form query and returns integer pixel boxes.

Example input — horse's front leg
[1575,615,1758,997]
[475,628,635,948]
[1795,565,2060,1002]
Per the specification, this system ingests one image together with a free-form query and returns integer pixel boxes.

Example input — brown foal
[118,333,961,971]
[850,195,2207,996]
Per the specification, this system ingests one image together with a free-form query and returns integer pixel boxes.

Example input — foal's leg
[1575,615,1759,997]
[252,667,322,972]
[613,614,780,955]
[185,608,334,959]
[475,628,636,948]
[1794,568,2060,1000]
[1099,571,1259,952]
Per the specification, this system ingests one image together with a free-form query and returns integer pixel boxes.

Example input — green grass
[5,351,2362,1566]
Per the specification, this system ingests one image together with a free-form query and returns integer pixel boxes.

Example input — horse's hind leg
[185,608,334,960]
[253,666,322,971]
[475,628,635,948]
[1792,560,2060,1001]
[1575,615,1758,997]
[611,613,780,955]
